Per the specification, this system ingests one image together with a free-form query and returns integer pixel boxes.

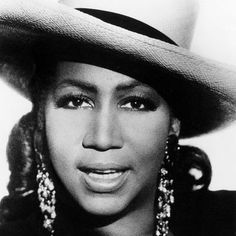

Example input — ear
[169,117,181,137]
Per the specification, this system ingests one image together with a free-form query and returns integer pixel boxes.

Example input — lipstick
[78,163,130,193]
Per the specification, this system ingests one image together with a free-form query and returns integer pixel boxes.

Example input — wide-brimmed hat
[1,0,236,138]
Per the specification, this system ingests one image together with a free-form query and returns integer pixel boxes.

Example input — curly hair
[0,109,212,225]
[0,56,53,225]
[0,112,37,224]
[0,57,213,225]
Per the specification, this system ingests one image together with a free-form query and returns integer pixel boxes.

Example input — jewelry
[156,135,178,236]
[35,135,178,236]
[36,150,56,236]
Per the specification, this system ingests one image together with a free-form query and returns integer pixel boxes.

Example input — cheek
[46,103,89,146]
[45,106,91,202]
[120,108,170,178]
[45,105,88,174]
[122,110,170,154]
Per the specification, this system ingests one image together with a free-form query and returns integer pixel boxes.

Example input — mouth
[78,164,130,193]
[86,169,124,179]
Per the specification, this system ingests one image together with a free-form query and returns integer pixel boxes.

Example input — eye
[56,94,94,109]
[120,96,158,111]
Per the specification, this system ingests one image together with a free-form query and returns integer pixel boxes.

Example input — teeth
[93,169,117,174]
[88,171,122,179]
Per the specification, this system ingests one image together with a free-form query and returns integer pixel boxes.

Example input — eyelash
[119,96,158,111]
[55,94,158,111]
[55,94,94,109]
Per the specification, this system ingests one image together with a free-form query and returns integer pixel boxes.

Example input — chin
[77,193,131,216]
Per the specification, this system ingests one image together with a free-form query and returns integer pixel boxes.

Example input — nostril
[82,133,123,151]
[82,125,124,151]
[82,110,124,151]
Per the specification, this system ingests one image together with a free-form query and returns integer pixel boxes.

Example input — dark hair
[0,110,212,225]
[0,58,212,225]
[0,112,37,224]
[173,145,212,193]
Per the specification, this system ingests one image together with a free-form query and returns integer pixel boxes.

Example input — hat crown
[59,0,199,48]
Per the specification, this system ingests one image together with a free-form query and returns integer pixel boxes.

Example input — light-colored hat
[1,0,236,138]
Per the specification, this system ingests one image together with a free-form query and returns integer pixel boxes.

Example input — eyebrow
[115,80,145,91]
[55,78,146,93]
[55,79,98,93]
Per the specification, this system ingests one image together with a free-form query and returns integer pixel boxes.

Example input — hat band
[77,8,178,46]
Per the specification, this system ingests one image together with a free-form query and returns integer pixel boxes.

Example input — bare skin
[45,62,179,235]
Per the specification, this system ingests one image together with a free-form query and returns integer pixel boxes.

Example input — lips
[78,163,130,193]
[87,170,123,179]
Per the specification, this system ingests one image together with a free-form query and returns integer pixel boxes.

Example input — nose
[82,108,124,151]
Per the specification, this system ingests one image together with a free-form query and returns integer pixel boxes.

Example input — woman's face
[45,62,179,216]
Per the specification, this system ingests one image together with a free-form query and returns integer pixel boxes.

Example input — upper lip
[78,163,130,173]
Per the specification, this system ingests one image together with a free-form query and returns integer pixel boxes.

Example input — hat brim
[1,0,236,138]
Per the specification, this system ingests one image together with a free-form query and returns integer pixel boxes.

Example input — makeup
[79,163,130,193]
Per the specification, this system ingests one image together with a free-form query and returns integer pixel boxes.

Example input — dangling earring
[35,148,56,236]
[156,135,179,236]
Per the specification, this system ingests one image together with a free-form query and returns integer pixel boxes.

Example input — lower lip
[80,170,130,193]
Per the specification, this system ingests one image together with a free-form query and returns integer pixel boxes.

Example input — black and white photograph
[0,0,236,235]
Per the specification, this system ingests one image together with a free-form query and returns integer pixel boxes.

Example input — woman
[0,0,236,235]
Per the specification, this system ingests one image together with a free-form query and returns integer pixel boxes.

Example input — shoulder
[0,211,45,236]
[197,190,236,231]
[199,190,236,216]
[172,190,236,236]
[0,221,31,236]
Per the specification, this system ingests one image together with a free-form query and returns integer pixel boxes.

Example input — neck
[91,204,155,236]
[59,191,157,236]
[56,181,174,236]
